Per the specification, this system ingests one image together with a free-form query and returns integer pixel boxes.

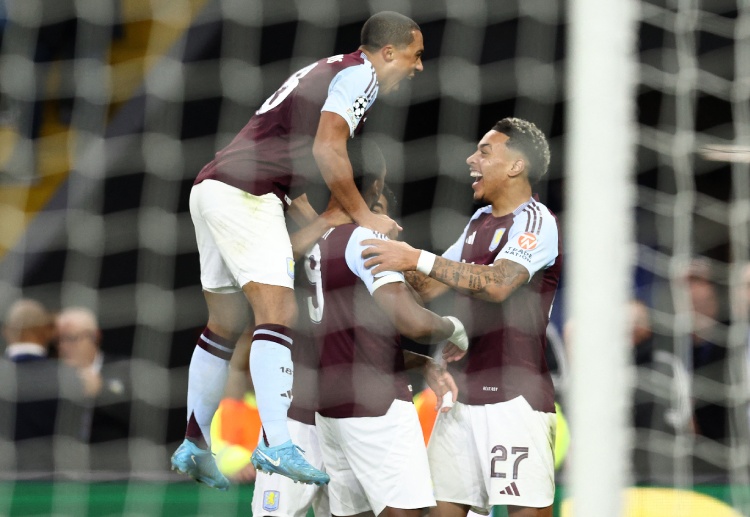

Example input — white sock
[186,328,233,448]
[249,324,293,447]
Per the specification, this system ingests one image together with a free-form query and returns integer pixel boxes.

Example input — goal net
[0,0,747,515]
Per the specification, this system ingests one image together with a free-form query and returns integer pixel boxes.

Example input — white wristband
[416,250,436,275]
[445,316,469,351]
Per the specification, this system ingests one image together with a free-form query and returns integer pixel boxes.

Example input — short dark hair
[376,183,398,217]
[348,137,385,194]
[492,118,551,184]
[360,11,421,51]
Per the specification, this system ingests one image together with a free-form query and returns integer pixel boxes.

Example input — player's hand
[361,239,420,274]
[442,342,468,363]
[423,361,458,413]
[321,206,353,228]
[357,212,402,239]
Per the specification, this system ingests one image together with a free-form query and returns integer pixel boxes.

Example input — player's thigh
[242,282,298,327]
[428,403,487,511]
[316,414,370,516]
[335,400,435,515]
[192,180,295,291]
[204,290,251,341]
[479,397,556,509]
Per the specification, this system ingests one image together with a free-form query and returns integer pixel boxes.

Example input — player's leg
[172,182,253,489]
[243,281,298,447]
[251,420,326,517]
[507,505,552,517]
[320,400,435,516]
[428,502,471,517]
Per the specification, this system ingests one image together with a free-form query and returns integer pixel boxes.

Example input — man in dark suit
[56,307,132,472]
[0,299,84,475]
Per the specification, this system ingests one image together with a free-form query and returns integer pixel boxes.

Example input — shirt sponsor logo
[263,490,280,511]
[518,232,538,250]
[466,231,477,245]
[489,228,506,252]
[503,247,532,263]
[483,386,498,391]
[287,257,295,279]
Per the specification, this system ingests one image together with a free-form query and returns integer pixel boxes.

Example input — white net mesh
[0,0,748,514]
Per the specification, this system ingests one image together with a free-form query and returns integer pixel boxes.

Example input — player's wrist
[416,250,436,275]
[445,316,469,351]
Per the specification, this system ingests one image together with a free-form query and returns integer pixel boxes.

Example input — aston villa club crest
[263,490,280,511]
[489,228,506,251]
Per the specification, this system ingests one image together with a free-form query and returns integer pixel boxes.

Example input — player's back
[195,51,377,206]
[304,224,411,419]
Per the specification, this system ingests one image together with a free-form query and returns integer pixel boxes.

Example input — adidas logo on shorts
[499,482,520,496]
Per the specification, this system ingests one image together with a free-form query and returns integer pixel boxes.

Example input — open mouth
[470,171,483,185]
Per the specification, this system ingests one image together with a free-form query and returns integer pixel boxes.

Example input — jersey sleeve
[344,226,404,294]
[497,211,559,280]
[321,64,377,137]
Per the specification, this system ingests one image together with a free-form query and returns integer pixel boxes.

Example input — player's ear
[382,45,395,62]
[509,159,525,178]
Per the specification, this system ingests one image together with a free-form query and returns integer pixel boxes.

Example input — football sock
[249,324,293,447]
[186,327,234,448]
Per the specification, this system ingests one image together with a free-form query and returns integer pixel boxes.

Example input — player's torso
[451,204,561,411]
[304,225,411,418]
[196,52,376,204]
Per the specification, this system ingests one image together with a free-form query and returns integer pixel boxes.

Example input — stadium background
[0,0,746,515]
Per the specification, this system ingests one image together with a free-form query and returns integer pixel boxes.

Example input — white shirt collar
[5,343,47,359]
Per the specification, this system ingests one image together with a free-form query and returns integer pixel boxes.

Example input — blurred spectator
[685,258,729,444]
[0,299,84,474]
[629,299,691,484]
[56,307,132,472]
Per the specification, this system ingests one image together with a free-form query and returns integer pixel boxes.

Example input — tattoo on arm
[431,257,528,301]
[405,271,432,294]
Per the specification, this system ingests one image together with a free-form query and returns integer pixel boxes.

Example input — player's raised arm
[312,113,400,237]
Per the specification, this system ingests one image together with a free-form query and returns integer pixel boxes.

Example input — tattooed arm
[362,238,529,303]
[428,256,529,302]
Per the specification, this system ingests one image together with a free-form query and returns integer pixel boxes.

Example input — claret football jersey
[303,224,413,418]
[442,198,562,412]
[195,51,378,208]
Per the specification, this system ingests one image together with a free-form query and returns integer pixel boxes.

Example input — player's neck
[490,183,532,217]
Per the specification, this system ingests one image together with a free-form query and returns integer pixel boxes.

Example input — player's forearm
[404,271,450,302]
[290,217,332,260]
[402,350,433,370]
[419,254,527,303]
[313,144,371,223]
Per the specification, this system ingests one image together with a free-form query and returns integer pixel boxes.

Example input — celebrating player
[171,11,424,487]
[305,168,469,516]
[362,118,561,517]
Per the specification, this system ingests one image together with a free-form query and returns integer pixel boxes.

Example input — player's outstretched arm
[361,239,450,301]
[372,282,468,349]
[363,238,529,303]
[312,112,401,237]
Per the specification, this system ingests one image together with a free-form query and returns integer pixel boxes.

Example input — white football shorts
[428,396,556,511]
[189,179,295,292]
[252,418,329,517]
[316,399,436,516]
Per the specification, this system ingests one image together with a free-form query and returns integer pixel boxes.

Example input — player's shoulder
[470,205,494,221]
[320,51,371,72]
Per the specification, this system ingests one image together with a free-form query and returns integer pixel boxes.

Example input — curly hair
[492,118,551,184]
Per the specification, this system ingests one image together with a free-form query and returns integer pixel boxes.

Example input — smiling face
[466,130,525,203]
[378,30,424,94]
